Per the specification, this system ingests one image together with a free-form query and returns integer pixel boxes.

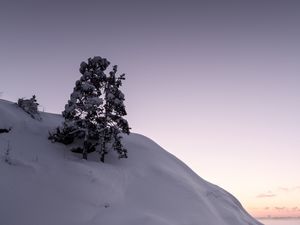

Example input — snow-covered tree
[49,56,130,162]
[17,95,41,120]
[98,65,130,161]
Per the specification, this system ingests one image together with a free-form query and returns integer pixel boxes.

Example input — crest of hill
[0,99,262,225]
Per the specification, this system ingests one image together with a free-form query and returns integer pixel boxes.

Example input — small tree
[49,56,130,162]
[0,127,11,134]
[18,95,41,120]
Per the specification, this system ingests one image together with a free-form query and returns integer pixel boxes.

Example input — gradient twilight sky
[1,0,300,218]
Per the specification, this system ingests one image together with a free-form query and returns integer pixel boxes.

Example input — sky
[1,0,300,218]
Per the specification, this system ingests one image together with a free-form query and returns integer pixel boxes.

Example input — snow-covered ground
[0,99,262,225]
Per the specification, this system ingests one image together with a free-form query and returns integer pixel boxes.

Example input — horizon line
[257,216,300,220]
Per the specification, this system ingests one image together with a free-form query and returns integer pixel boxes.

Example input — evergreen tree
[17,95,41,120]
[99,65,130,161]
[49,56,130,162]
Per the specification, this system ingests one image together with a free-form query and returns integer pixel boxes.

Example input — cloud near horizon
[278,186,300,192]
[274,207,286,210]
[257,191,276,198]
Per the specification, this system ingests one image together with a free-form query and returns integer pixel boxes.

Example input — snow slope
[0,99,262,225]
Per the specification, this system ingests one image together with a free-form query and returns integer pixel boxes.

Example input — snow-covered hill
[0,99,262,225]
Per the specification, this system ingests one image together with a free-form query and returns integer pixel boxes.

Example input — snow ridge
[0,99,262,225]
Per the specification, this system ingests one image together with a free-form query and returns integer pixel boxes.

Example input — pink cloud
[257,191,276,198]
[274,207,286,210]
[278,186,300,192]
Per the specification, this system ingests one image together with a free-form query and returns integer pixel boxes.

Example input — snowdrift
[0,99,262,225]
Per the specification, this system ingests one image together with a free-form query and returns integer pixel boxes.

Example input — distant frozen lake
[258,219,300,225]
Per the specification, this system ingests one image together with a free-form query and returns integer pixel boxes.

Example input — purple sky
[1,0,300,217]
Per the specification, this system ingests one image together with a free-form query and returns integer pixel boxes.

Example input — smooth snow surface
[0,99,262,225]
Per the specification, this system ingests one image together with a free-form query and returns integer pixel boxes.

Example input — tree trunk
[83,140,88,160]
[100,141,106,162]
[83,150,88,160]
